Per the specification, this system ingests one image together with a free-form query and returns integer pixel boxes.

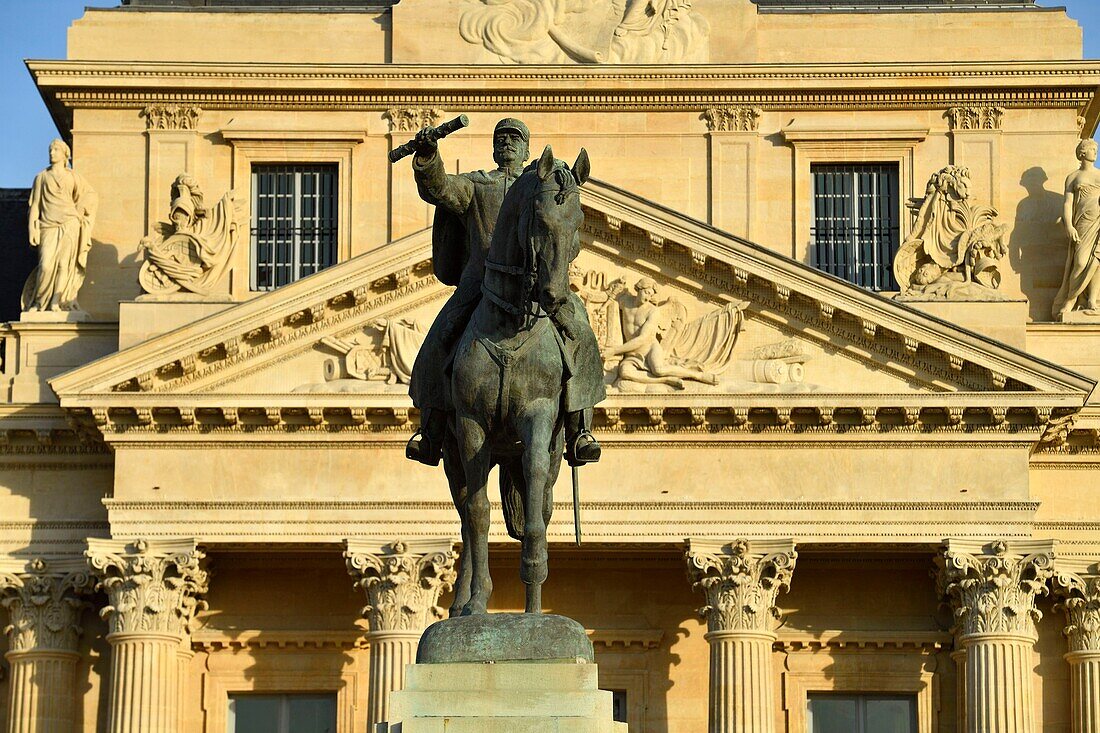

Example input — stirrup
[406,429,442,466]
[567,429,601,467]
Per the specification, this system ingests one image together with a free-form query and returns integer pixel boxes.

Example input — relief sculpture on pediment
[570,266,814,393]
[296,318,427,394]
[138,173,244,298]
[893,165,1010,302]
[459,0,710,64]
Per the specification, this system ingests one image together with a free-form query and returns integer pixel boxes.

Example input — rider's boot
[406,407,445,466]
[565,409,601,467]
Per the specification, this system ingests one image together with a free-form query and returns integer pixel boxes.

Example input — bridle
[482,165,579,324]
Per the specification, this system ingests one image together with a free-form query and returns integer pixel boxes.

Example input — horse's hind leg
[441,433,471,617]
[454,414,493,616]
[519,415,554,613]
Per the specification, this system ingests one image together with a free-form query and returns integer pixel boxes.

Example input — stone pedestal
[377,661,626,733]
[86,539,208,733]
[344,539,459,728]
[686,538,797,733]
[0,558,94,733]
[937,539,1055,733]
[377,613,625,733]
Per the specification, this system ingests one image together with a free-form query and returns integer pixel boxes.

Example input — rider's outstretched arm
[413,150,474,217]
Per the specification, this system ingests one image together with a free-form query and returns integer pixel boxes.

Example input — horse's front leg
[454,413,493,615]
[441,433,471,617]
[519,411,555,613]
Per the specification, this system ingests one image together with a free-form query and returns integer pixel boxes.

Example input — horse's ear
[537,145,555,181]
[572,148,591,186]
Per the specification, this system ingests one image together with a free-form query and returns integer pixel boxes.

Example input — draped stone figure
[24,139,97,312]
[139,174,241,297]
[1052,139,1100,321]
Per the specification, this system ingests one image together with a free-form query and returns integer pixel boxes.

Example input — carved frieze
[140,104,202,131]
[702,106,762,133]
[685,538,797,633]
[1054,566,1100,653]
[935,539,1056,641]
[300,318,427,393]
[384,108,443,134]
[459,0,711,64]
[344,539,458,632]
[0,558,95,653]
[85,538,209,637]
[946,106,1005,131]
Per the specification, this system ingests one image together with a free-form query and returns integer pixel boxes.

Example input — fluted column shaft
[0,558,93,733]
[345,539,459,730]
[1066,651,1100,733]
[5,650,81,733]
[367,630,421,724]
[961,634,1036,733]
[706,630,776,733]
[686,538,797,733]
[86,539,208,733]
[936,539,1055,733]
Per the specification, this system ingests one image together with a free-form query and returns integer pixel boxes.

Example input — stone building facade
[2,0,1100,731]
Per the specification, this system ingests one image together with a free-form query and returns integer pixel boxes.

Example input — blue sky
[0,0,1098,186]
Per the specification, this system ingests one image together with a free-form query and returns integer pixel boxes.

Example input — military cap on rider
[494,118,530,143]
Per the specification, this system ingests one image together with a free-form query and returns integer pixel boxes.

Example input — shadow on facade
[1010,167,1065,322]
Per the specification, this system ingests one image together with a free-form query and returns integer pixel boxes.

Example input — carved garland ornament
[85,539,209,637]
[702,106,762,133]
[946,105,1005,131]
[344,540,458,632]
[140,104,203,131]
[1054,569,1100,653]
[384,108,444,134]
[935,540,1055,640]
[0,559,95,653]
[685,538,797,633]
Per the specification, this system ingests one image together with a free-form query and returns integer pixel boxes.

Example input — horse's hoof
[459,601,488,616]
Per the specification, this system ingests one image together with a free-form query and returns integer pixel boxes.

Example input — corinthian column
[86,539,208,733]
[1054,563,1100,733]
[686,538,797,733]
[936,539,1056,733]
[0,558,94,733]
[344,539,458,728]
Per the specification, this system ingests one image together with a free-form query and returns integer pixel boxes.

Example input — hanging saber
[572,465,582,546]
[388,114,470,164]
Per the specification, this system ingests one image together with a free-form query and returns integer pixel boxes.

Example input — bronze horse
[443,145,591,616]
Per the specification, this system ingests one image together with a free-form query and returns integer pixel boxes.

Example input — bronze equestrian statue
[394,118,604,614]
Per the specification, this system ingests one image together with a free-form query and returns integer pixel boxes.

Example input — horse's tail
[498,463,525,542]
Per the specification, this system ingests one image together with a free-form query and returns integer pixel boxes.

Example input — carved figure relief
[459,0,710,65]
[23,139,98,313]
[139,174,243,297]
[893,165,1009,302]
[570,266,814,393]
[296,318,427,393]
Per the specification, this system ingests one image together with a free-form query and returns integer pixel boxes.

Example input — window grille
[250,164,338,291]
[810,163,900,291]
[228,693,336,733]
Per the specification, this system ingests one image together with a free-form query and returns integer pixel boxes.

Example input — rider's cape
[431,208,468,287]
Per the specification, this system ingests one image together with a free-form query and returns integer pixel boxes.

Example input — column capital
[85,538,208,638]
[1053,561,1100,653]
[935,539,1056,641]
[344,539,459,633]
[685,538,797,634]
[0,556,95,654]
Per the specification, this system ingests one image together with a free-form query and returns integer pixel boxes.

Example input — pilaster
[1054,563,1100,733]
[344,538,458,729]
[85,539,208,733]
[702,106,760,239]
[0,557,94,733]
[686,538,797,733]
[936,539,1055,733]
[384,107,444,240]
[947,105,1004,209]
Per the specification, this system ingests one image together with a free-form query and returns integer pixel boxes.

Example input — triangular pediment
[49,180,1093,442]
